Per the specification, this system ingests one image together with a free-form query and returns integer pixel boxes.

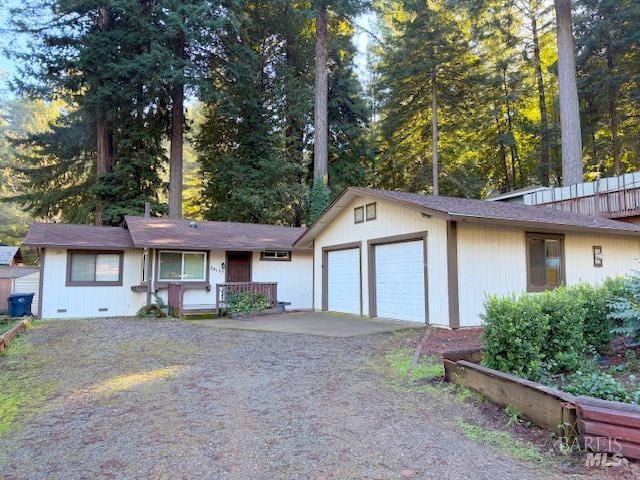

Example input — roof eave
[450,214,640,237]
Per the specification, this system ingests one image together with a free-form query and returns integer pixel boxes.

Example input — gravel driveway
[0,318,569,479]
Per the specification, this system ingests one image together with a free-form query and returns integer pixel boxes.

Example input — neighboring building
[294,188,640,328]
[488,172,640,224]
[485,185,549,204]
[0,266,40,314]
[0,246,23,266]
[22,217,313,319]
[22,187,640,327]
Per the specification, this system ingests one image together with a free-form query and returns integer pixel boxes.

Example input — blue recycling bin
[8,293,35,318]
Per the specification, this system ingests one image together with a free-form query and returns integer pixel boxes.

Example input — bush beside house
[482,275,640,404]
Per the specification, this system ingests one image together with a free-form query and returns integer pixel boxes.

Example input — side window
[354,206,364,224]
[526,234,564,292]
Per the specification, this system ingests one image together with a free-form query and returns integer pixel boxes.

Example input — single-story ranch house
[23,217,312,319]
[23,187,640,327]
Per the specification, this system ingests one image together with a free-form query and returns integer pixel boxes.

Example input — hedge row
[481,277,630,381]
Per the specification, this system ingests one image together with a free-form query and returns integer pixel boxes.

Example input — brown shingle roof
[352,188,640,233]
[22,222,134,249]
[125,216,307,251]
[0,266,39,279]
[295,187,640,247]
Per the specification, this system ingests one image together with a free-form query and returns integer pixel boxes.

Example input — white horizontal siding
[313,195,449,326]
[252,251,312,309]
[42,248,146,319]
[457,223,527,327]
[457,223,640,327]
[13,271,40,315]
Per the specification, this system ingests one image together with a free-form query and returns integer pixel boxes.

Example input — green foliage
[454,418,544,463]
[227,291,270,314]
[564,371,632,403]
[536,289,586,374]
[308,179,331,223]
[568,277,631,352]
[385,348,444,381]
[482,294,547,380]
[609,272,640,342]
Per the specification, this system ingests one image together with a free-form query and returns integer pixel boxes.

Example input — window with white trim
[260,250,291,261]
[158,251,206,281]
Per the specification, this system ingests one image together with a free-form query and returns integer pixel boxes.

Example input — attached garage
[323,244,361,315]
[369,234,427,323]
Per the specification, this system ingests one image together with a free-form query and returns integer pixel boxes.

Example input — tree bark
[313,1,328,186]
[494,112,511,190]
[531,12,551,186]
[554,0,583,186]
[95,5,113,226]
[605,37,620,175]
[169,28,185,219]
[431,70,439,196]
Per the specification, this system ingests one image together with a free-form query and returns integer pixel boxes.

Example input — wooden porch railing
[167,283,183,316]
[539,186,640,219]
[216,282,278,308]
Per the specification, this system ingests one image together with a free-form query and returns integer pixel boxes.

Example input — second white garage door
[327,248,361,315]
[374,240,426,323]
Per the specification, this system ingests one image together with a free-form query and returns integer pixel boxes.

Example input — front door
[226,252,251,282]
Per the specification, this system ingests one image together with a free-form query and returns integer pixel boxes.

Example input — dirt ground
[0,317,632,479]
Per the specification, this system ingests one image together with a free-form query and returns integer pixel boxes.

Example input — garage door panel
[327,248,360,315]
[375,240,425,323]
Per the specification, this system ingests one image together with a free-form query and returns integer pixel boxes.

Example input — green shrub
[537,288,586,374]
[482,295,548,381]
[568,284,612,353]
[609,272,640,342]
[227,291,270,314]
[564,371,631,403]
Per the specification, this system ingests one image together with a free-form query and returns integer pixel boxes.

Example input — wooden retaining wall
[576,396,640,460]
[0,318,30,352]
[444,359,576,436]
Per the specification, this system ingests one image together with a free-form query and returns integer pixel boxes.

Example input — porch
[167,282,278,318]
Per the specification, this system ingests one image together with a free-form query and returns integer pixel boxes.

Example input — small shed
[0,267,40,314]
[0,246,23,266]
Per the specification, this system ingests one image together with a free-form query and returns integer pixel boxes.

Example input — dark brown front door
[226,252,251,282]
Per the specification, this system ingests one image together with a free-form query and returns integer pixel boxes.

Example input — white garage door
[375,240,425,323]
[327,248,360,315]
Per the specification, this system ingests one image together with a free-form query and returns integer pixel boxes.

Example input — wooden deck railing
[216,282,278,307]
[539,186,640,219]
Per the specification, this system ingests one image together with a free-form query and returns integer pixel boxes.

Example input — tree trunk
[494,112,511,190]
[502,69,520,186]
[95,5,113,226]
[554,0,583,186]
[169,29,185,219]
[532,13,551,186]
[431,70,439,196]
[606,38,620,175]
[313,1,328,186]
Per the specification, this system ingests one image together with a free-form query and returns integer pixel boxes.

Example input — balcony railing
[215,282,278,308]
[539,186,640,219]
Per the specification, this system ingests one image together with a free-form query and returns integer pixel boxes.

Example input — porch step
[183,310,221,321]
